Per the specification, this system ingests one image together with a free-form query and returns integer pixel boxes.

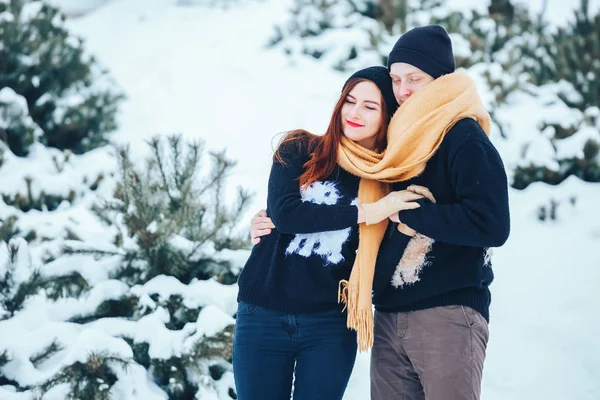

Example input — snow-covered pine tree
[0,143,79,212]
[37,351,132,400]
[0,1,251,397]
[0,238,43,321]
[427,0,600,201]
[176,0,261,8]
[502,0,600,189]
[0,0,123,155]
[545,0,599,110]
[0,133,251,399]
[85,135,252,285]
[268,0,495,71]
[0,88,42,156]
[268,0,397,71]
[49,135,252,398]
[0,239,45,391]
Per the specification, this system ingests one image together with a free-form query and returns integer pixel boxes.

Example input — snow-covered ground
[1,0,599,399]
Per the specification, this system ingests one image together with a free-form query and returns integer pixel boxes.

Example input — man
[251,25,510,400]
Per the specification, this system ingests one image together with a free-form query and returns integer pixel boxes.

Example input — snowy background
[1,0,599,399]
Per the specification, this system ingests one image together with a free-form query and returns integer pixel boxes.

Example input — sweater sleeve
[266,144,358,234]
[399,138,510,247]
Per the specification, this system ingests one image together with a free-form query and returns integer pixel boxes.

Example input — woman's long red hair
[274,78,389,189]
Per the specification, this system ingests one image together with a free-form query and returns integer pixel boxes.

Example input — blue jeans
[233,302,357,400]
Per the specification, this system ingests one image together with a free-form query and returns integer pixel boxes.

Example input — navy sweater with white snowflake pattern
[372,118,510,321]
[237,138,360,314]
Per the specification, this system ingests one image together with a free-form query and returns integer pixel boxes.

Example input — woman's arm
[266,147,359,235]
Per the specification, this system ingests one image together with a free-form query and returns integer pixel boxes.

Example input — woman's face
[341,81,383,149]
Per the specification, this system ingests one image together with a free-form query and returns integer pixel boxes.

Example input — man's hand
[406,185,436,203]
[388,213,417,236]
[397,222,417,236]
[250,209,275,245]
[389,185,436,236]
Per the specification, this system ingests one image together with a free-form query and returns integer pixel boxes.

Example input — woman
[233,66,430,400]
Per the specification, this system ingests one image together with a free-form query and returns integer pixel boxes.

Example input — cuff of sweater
[398,209,421,228]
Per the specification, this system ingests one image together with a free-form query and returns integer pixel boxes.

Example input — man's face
[389,62,434,106]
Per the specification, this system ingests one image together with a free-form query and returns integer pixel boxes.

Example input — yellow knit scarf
[337,70,492,351]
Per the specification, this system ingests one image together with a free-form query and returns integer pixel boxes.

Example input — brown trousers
[370,306,489,400]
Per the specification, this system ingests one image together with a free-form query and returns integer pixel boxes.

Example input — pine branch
[3,269,43,317]
[151,356,196,399]
[61,245,125,258]
[140,241,188,280]
[94,134,251,283]
[43,271,90,300]
[108,254,146,284]
[0,350,22,391]
[1,240,43,319]
[162,295,201,330]
[91,200,125,226]
[186,324,235,366]
[37,351,132,400]
[197,150,235,198]
[30,340,64,368]
[177,141,202,205]
[0,350,10,368]
[69,296,138,324]
[148,136,176,206]
[169,134,183,189]
[213,186,253,251]
[116,146,136,206]
[0,216,20,245]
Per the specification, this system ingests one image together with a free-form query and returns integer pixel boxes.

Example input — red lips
[347,120,364,128]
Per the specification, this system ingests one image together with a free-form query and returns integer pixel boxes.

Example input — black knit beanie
[387,25,455,79]
[343,66,398,117]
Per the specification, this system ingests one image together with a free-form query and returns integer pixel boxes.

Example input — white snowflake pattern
[285,181,357,265]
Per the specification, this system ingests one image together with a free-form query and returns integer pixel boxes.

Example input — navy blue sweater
[237,138,360,314]
[373,118,510,321]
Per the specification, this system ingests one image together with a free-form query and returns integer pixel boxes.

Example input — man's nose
[400,83,411,97]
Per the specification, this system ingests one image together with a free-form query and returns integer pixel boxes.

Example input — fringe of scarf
[338,177,388,350]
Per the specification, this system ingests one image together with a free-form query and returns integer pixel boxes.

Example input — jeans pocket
[460,306,480,328]
[237,301,258,316]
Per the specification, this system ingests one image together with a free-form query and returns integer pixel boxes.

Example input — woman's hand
[361,190,423,225]
[250,209,275,245]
